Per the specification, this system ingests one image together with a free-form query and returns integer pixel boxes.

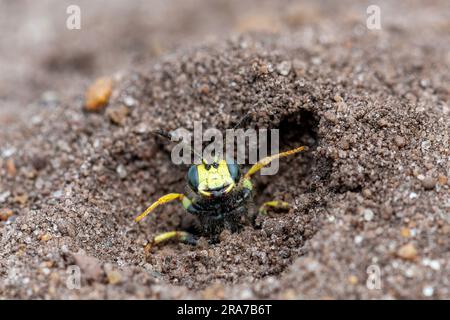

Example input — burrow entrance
[139,109,330,290]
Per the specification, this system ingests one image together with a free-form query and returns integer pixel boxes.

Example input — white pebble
[363,209,374,221]
[240,289,253,299]
[1,147,15,158]
[354,235,364,244]
[116,165,127,179]
[276,61,292,76]
[422,286,434,297]
[52,190,64,198]
[0,191,11,203]
[124,96,137,107]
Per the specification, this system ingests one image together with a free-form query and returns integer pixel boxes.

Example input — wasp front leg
[134,193,193,222]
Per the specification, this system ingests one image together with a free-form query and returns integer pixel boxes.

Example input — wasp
[134,129,305,252]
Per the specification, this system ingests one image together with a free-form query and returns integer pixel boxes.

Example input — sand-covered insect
[134,128,305,252]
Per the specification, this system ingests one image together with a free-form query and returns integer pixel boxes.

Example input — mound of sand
[0,2,449,299]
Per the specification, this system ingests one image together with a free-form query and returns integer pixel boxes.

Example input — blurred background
[0,0,448,120]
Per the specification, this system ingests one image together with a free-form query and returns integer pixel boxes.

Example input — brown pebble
[441,225,450,235]
[198,84,210,94]
[421,177,436,190]
[6,159,16,177]
[0,208,14,221]
[31,156,48,171]
[14,194,28,205]
[397,243,418,260]
[339,138,350,150]
[84,77,113,112]
[281,289,297,299]
[323,111,337,124]
[438,174,448,185]
[39,233,52,242]
[259,64,269,75]
[424,162,434,170]
[394,135,406,148]
[362,189,372,198]
[381,205,394,220]
[348,275,358,285]
[106,270,122,285]
[106,105,129,126]
[378,118,389,128]
[201,283,225,299]
[73,253,103,281]
[400,227,410,238]
[333,94,343,103]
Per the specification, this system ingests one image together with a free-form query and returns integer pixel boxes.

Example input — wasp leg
[134,193,193,222]
[244,146,305,179]
[258,200,290,216]
[144,231,197,254]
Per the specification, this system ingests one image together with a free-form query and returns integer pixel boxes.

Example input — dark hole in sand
[144,109,326,290]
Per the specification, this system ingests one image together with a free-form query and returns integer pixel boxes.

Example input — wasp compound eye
[227,162,241,183]
[187,165,199,191]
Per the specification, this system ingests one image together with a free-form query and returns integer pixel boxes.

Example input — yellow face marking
[197,159,235,197]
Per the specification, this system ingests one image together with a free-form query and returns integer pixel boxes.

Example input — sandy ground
[0,1,449,299]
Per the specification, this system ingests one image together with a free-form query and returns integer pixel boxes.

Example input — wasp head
[187,158,241,198]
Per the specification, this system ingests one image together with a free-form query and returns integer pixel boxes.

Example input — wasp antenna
[152,130,180,142]
[153,129,204,163]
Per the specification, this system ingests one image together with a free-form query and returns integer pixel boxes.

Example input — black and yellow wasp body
[134,132,305,252]
[183,159,253,243]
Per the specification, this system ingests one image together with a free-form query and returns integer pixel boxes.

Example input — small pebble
[73,253,103,281]
[14,194,28,205]
[84,77,113,111]
[422,258,440,271]
[106,105,129,126]
[348,275,358,285]
[39,233,52,242]
[354,235,364,244]
[197,84,210,94]
[258,64,269,75]
[52,190,63,198]
[421,140,431,151]
[0,208,13,221]
[276,61,292,76]
[339,139,350,150]
[421,177,436,190]
[281,289,296,300]
[323,111,337,124]
[363,209,374,221]
[397,243,418,260]
[106,270,123,285]
[438,174,448,185]
[381,204,394,219]
[116,165,127,179]
[6,159,16,177]
[400,227,410,238]
[422,286,434,297]
[394,135,406,148]
[378,118,389,128]
[240,288,253,299]
[0,191,11,203]
[123,96,137,107]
